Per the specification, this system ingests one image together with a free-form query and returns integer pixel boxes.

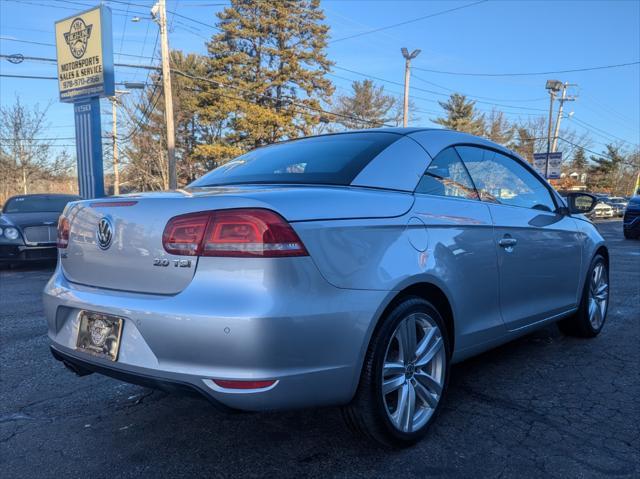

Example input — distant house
[559,171,588,191]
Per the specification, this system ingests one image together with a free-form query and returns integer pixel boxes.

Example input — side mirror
[566,192,597,215]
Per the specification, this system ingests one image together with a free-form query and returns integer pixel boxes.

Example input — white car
[592,202,614,218]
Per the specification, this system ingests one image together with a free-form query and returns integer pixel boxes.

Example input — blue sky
[1,0,639,156]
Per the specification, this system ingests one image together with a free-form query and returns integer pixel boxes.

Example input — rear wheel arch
[360,282,456,374]
[389,283,455,354]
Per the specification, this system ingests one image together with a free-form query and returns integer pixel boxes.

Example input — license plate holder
[76,311,124,361]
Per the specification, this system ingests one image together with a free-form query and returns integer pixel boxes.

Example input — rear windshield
[2,196,77,213]
[191,132,401,187]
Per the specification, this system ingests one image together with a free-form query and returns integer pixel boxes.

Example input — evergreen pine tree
[433,93,485,135]
[571,147,587,172]
[200,0,334,158]
[587,144,624,191]
[485,109,514,146]
[333,80,397,129]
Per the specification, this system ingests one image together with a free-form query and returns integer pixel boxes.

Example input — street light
[123,82,146,90]
[401,48,421,128]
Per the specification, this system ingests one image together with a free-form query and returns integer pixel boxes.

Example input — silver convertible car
[45,128,607,447]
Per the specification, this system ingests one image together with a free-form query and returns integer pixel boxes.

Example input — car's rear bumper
[44,260,389,411]
[0,244,57,262]
[49,344,231,409]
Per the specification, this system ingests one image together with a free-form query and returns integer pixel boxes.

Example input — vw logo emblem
[96,217,113,250]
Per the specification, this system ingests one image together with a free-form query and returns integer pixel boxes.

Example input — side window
[415,147,479,200]
[456,146,556,212]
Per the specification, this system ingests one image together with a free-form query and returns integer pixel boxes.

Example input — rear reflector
[212,379,276,390]
[162,208,307,258]
[57,217,70,249]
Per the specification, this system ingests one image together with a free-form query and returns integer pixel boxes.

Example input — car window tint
[415,147,479,200]
[190,132,401,187]
[456,146,556,212]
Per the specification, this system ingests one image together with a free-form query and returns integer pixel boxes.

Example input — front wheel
[558,254,609,337]
[342,297,450,447]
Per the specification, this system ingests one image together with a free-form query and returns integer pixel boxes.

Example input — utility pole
[108,90,130,196]
[401,48,421,128]
[152,0,176,190]
[551,82,577,152]
[544,80,563,178]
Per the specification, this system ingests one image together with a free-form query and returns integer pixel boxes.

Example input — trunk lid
[61,186,413,294]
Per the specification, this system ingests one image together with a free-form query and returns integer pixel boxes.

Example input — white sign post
[533,152,562,179]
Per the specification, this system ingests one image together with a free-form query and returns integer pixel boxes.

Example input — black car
[0,193,81,263]
[623,196,640,239]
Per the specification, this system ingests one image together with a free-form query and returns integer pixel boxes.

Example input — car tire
[558,254,609,338]
[342,296,451,447]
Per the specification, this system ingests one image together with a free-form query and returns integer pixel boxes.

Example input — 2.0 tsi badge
[96,217,113,250]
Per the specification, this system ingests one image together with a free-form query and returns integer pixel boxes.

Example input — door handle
[498,237,518,249]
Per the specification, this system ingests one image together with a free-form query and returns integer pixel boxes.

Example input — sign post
[533,152,562,180]
[55,5,114,198]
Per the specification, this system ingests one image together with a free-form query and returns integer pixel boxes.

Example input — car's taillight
[162,209,307,258]
[162,212,211,256]
[57,217,70,249]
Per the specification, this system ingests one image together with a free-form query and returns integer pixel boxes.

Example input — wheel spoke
[593,265,602,288]
[416,336,443,368]
[595,282,608,301]
[415,370,442,396]
[392,383,408,429]
[415,327,436,362]
[383,361,405,377]
[590,299,603,327]
[398,316,417,363]
[413,378,439,409]
[398,383,416,432]
[383,375,405,395]
[588,298,597,321]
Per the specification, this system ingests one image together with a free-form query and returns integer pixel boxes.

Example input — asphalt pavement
[1,219,638,478]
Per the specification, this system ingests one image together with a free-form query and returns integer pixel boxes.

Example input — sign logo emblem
[64,17,93,59]
[96,217,113,250]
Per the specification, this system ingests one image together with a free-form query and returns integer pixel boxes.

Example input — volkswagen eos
[45,128,607,446]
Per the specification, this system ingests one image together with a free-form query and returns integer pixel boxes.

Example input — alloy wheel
[381,313,446,433]
[588,262,609,330]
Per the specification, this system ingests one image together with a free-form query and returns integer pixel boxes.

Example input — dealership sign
[55,5,114,199]
[55,6,114,102]
[533,152,562,179]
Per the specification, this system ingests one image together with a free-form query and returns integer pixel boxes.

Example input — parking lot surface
[1,220,638,478]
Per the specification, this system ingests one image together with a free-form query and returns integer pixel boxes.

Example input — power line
[171,69,395,128]
[0,137,76,141]
[0,37,155,60]
[333,65,548,112]
[413,61,640,77]
[0,53,160,70]
[0,73,57,80]
[556,138,638,166]
[411,73,547,103]
[330,0,487,43]
[568,117,639,147]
